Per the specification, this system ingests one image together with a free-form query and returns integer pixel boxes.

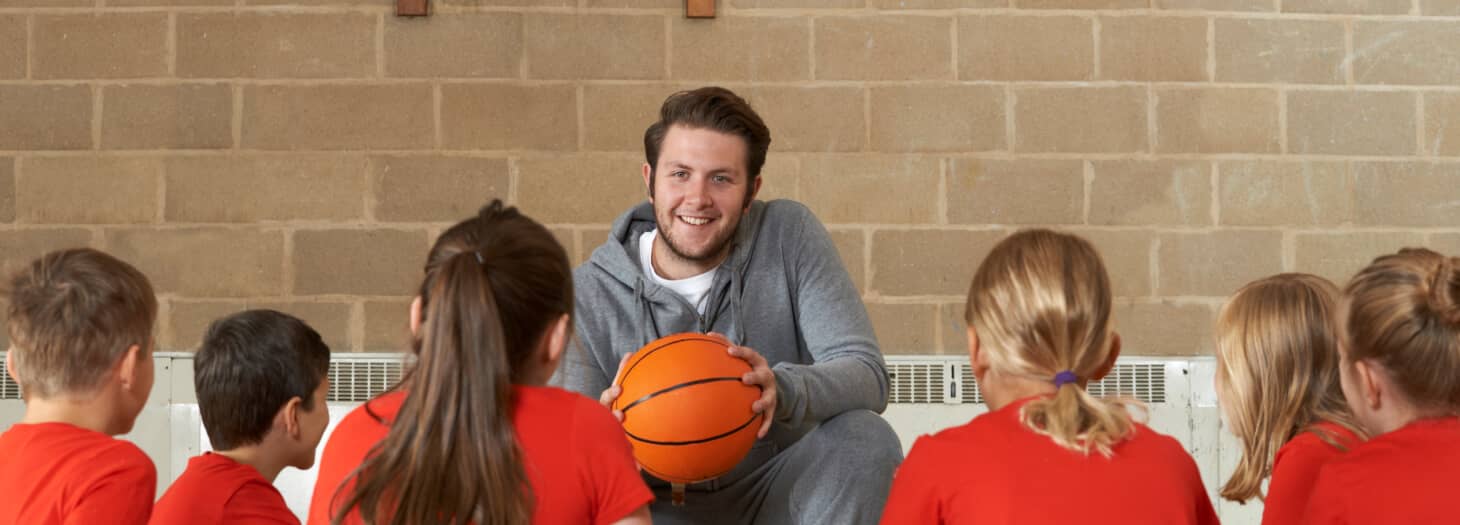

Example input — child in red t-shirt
[151,309,333,525]
[1212,274,1365,524]
[309,200,652,525]
[0,249,159,525]
[1304,248,1460,524]
[880,229,1219,525]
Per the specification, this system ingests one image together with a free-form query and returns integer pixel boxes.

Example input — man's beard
[657,216,736,264]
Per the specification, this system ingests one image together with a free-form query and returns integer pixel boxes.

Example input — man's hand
[598,352,634,423]
[722,337,777,439]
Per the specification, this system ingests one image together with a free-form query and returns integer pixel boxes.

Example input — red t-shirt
[1261,421,1361,525]
[151,452,299,525]
[880,397,1219,525]
[1303,417,1460,524]
[0,422,156,525]
[308,385,652,525]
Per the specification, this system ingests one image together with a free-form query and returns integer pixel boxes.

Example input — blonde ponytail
[966,229,1138,457]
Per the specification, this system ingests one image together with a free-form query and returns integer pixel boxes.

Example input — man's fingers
[599,384,622,408]
[611,352,634,383]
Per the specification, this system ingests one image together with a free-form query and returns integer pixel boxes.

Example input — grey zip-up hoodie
[553,199,889,485]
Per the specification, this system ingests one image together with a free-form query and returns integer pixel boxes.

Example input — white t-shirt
[639,230,717,315]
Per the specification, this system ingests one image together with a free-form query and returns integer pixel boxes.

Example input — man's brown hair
[643,86,772,194]
[4,248,157,398]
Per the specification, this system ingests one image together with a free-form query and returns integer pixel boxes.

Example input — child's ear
[409,296,423,338]
[5,348,16,385]
[116,343,143,391]
[280,396,304,439]
[642,163,654,200]
[1354,359,1384,411]
[544,314,569,367]
[1090,333,1122,382]
[966,326,989,379]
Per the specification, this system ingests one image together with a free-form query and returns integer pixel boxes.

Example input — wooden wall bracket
[687,0,714,18]
[397,0,429,17]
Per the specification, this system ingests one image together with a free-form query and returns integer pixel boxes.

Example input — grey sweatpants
[646,410,904,525]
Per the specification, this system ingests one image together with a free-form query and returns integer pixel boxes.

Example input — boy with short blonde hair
[0,248,159,525]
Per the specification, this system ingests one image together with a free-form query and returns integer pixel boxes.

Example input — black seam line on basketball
[616,335,728,395]
[625,413,760,446]
[619,376,744,414]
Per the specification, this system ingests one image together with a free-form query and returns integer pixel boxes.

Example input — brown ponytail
[334,200,573,525]
[964,229,1136,457]
[1343,248,1460,412]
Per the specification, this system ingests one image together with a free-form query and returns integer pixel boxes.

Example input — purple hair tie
[1052,370,1079,388]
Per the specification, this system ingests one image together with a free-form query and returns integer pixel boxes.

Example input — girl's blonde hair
[1214,273,1365,503]
[1342,248,1460,412]
[965,229,1136,457]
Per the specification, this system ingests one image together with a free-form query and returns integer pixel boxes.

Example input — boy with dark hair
[150,309,332,525]
[0,248,160,525]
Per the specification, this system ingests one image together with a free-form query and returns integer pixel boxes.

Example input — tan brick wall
[3,2,1458,358]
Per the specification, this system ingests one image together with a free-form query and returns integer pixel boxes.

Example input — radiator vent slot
[888,358,1167,404]
[327,357,407,402]
[0,354,19,400]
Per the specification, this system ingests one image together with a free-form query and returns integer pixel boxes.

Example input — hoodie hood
[584,200,769,347]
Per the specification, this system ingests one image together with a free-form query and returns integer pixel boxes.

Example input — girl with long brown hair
[1304,248,1460,524]
[880,229,1218,524]
[1212,274,1364,524]
[306,200,652,525]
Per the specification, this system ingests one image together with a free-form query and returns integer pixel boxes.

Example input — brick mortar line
[24,14,33,80]
[1417,91,1428,155]
[374,12,384,78]
[1145,84,1156,154]
[1281,230,1296,272]
[432,83,443,149]
[1278,87,1288,153]
[1205,17,1215,81]
[5,5,1460,19]
[18,149,1460,162]
[1344,18,1355,85]
[937,158,948,225]
[166,12,176,76]
[1208,162,1220,226]
[10,78,1460,90]
[806,15,817,81]
[867,295,1230,304]
[348,301,365,352]
[1003,85,1015,151]
[14,80,1460,94]
[716,7,1460,21]
[661,13,671,80]
[860,228,872,301]
[90,85,102,150]
[946,12,957,79]
[4,223,1450,234]
[575,84,585,151]
[154,157,166,223]
[162,295,412,303]
[362,157,377,222]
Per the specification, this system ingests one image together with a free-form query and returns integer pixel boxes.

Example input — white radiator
[0,353,1263,524]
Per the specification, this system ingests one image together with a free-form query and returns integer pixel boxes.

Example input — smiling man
[554,86,902,524]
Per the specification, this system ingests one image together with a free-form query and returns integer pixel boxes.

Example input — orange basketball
[612,333,763,484]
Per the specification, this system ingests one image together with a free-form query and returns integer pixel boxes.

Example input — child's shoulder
[9,423,152,469]
[516,385,617,430]
[908,411,1016,458]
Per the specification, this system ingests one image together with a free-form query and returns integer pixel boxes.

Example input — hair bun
[1428,257,1460,325]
